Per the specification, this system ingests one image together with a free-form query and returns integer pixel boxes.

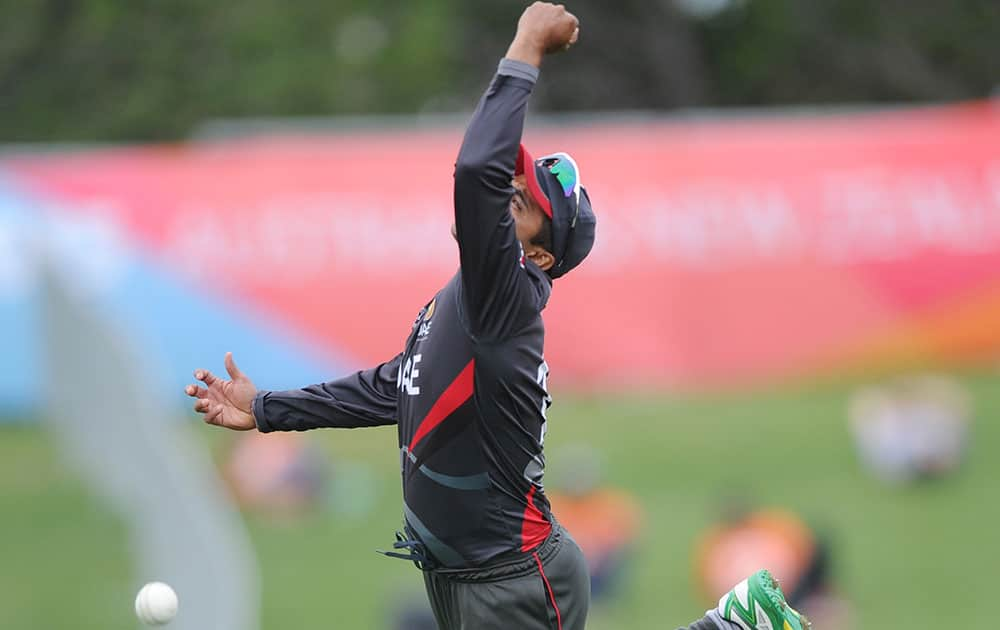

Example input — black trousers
[422,523,591,630]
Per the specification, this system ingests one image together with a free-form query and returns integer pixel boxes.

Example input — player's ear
[525,246,555,272]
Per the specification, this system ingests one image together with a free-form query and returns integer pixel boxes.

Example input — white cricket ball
[134,581,178,626]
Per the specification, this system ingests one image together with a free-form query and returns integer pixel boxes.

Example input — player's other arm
[453,3,579,324]
[186,352,401,432]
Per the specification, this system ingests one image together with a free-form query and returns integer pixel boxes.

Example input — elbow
[454,152,509,193]
[453,154,488,186]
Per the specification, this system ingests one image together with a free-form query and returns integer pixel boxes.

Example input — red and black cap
[515,144,596,279]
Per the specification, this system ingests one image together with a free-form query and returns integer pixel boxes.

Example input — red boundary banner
[8,101,1000,388]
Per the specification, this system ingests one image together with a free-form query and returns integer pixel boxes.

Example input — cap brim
[515,144,553,219]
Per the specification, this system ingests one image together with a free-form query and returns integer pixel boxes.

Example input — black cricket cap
[515,144,596,279]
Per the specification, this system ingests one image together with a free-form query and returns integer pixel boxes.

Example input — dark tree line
[1,0,996,141]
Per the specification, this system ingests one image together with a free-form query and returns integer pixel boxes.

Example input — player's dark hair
[530,215,553,254]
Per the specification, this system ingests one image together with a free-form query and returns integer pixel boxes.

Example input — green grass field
[1,369,996,629]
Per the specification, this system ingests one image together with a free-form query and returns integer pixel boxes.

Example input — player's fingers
[224,352,244,381]
[185,384,209,399]
[193,398,212,414]
[563,27,578,51]
[194,369,218,386]
[203,404,223,425]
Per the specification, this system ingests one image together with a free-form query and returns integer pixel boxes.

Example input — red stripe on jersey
[408,359,476,452]
[520,484,552,552]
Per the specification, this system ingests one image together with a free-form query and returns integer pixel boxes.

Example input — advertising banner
[5,101,1000,394]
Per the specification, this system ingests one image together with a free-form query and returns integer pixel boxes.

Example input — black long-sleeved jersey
[252,59,554,568]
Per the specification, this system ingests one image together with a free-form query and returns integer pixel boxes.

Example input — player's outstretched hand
[186,352,257,431]
[507,2,580,67]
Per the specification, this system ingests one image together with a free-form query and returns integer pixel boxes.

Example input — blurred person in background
[184,3,808,629]
[223,431,327,520]
[224,432,379,523]
[545,443,643,602]
[849,373,971,485]
[694,501,854,629]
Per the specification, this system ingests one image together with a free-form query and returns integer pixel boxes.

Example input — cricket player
[187,3,809,629]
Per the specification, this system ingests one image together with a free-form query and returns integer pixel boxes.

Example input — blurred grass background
[2,368,995,629]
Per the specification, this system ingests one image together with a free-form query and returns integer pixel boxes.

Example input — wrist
[251,390,269,432]
[505,35,544,68]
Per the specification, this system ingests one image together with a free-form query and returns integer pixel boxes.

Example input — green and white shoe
[717,569,811,630]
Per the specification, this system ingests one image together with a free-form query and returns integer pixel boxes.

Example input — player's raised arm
[452,3,578,330]
[187,353,402,432]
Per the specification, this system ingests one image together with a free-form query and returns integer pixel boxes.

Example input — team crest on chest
[417,298,436,339]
